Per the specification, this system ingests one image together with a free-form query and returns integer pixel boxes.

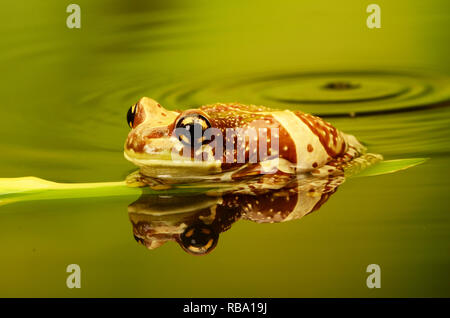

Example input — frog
[124,97,381,183]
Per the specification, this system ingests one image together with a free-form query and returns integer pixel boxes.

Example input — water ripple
[155,69,450,118]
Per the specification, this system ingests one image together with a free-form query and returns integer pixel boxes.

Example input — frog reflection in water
[129,173,343,255]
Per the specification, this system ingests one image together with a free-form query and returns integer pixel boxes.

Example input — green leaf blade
[353,158,428,178]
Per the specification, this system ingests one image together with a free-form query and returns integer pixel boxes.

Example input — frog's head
[124,97,221,179]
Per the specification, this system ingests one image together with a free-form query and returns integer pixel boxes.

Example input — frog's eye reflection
[175,114,211,147]
[179,224,218,255]
[127,104,138,128]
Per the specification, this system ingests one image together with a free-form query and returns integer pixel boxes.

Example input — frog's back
[199,102,367,173]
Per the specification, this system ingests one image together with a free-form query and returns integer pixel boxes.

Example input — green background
[0,0,449,297]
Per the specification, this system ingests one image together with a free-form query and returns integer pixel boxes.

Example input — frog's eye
[179,224,218,255]
[175,113,211,147]
[127,104,138,128]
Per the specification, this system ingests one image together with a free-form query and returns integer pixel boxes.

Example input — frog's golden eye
[127,104,138,128]
[175,113,211,147]
[179,224,218,255]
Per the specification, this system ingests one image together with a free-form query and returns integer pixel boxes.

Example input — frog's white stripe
[282,191,322,221]
[282,175,345,222]
[271,110,329,172]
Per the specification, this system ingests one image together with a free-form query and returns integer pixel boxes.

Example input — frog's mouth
[124,137,222,179]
